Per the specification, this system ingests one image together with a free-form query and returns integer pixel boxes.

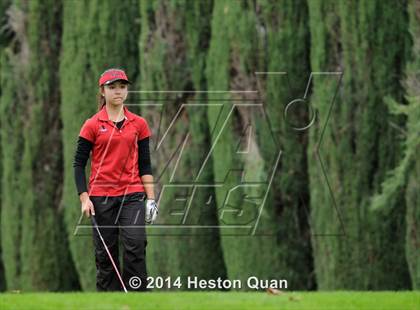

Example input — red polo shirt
[79,105,151,196]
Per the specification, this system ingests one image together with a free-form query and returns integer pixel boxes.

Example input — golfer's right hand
[80,193,95,217]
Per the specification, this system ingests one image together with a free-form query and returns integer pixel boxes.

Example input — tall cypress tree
[60,0,140,290]
[206,0,313,288]
[138,0,227,286]
[308,0,411,289]
[0,0,12,291]
[257,0,314,289]
[1,0,78,291]
[371,0,420,289]
[404,0,420,289]
[0,35,23,291]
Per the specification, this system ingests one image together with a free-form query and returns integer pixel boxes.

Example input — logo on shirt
[99,125,107,132]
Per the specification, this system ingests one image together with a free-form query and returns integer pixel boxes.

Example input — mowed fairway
[0,291,418,310]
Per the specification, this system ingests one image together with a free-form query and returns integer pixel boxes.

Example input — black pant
[90,192,148,291]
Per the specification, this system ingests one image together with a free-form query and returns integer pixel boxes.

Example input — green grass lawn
[0,291,418,310]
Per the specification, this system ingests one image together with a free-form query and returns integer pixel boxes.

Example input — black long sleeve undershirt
[73,136,93,196]
[73,119,152,196]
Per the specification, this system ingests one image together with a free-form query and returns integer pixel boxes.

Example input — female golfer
[73,68,158,291]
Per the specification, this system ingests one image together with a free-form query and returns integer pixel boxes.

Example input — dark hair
[97,86,106,111]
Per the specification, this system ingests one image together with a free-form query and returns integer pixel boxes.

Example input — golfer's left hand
[145,199,158,224]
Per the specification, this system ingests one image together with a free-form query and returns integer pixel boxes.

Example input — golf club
[91,215,128,293]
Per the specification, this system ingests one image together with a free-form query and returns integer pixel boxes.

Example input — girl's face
[102,81,128,106]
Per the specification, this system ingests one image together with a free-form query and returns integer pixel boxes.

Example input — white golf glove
[145,199,158,224]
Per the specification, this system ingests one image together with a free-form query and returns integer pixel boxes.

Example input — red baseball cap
[99,69,131,86]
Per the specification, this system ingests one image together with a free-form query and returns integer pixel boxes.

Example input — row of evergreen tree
[0,0,418,291]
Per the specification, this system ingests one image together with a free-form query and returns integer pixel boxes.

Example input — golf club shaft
[92,216,128,293]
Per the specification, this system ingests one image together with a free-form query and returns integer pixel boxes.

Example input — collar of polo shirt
[98,105,134,122]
